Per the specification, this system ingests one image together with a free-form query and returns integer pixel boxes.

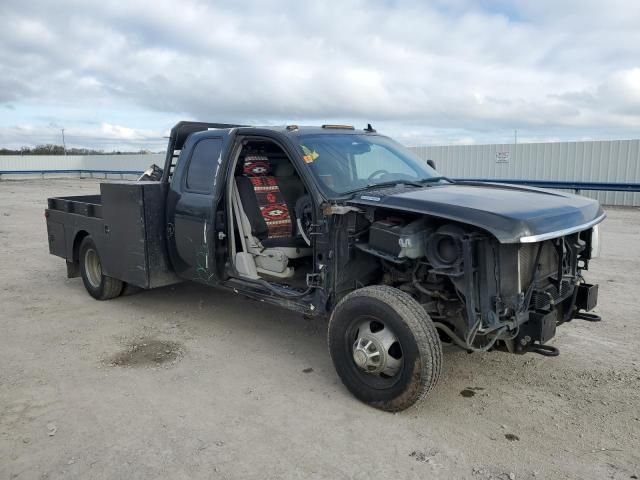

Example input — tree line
[0,144,156,155]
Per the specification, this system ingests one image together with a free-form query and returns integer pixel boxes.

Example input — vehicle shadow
[113,280,525,394]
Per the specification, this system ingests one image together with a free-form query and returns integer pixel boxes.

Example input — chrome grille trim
[519,213,606,243]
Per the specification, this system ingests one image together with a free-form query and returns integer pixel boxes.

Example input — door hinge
[307,223,324,236]
[306,272,323,288]
[166,223,175,238]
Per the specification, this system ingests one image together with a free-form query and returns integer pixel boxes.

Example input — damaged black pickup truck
[45,121,605,411]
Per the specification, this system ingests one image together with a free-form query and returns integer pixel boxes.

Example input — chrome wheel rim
[351,318,403,379]
[84,248,102,288]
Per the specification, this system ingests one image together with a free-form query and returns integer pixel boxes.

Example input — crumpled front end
[346,203,603,355]
[492,227,600,354]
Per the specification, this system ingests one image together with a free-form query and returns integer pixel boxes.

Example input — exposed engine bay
[332,206,600,355]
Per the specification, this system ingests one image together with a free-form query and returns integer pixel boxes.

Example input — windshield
[296,133,440,196]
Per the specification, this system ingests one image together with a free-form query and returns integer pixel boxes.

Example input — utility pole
[61,128,67,155]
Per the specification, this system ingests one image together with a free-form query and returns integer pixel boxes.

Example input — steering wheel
[367,169,389,181]
[295,195,313,246]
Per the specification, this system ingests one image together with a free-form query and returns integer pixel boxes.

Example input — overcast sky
[1,0,639,150]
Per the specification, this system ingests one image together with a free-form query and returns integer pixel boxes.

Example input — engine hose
[519,243,544,313]
[434,322,505,352]
[412,266,454,301]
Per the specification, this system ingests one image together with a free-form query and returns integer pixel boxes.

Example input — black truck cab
[45,121,605,411]
[162,123,333,313]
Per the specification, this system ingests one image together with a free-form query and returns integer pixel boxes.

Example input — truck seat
[271,159,305,218]
[235,155,310,255]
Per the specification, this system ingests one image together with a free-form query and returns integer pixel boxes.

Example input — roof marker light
[321,124,355,130]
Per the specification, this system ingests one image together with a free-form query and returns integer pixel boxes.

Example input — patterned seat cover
[243,156,293,239]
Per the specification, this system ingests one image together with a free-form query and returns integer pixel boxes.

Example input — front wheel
[79,236,123,300]
[328,286,442,411]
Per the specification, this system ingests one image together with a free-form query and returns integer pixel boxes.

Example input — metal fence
[410,139,640,206]
[0,154,163,180]
[2,140,640,206]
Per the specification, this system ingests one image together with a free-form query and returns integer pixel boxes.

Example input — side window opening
[228,138,314,287]
[186,138,223,193]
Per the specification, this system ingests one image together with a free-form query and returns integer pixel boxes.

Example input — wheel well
[72,230,89,262]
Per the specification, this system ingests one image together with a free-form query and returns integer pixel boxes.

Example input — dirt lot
[1,179,639,480]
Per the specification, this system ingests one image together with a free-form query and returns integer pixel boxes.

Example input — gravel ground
[1,179,639,480]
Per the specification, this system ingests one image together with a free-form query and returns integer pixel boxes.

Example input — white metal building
[0,154,163,180]
[1,139,639,206]
[410,139,640,207]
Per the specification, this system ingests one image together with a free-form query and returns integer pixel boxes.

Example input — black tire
[79,236,123,300]
[328,285,442,412]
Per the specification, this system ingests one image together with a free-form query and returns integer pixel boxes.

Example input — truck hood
[347,181,606,243]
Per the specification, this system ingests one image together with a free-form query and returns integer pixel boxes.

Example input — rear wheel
[328,286,442,412]
[79,236,123,300]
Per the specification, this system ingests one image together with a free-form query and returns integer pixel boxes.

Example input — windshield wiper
[418,176,454,184]
[340,177,453,197]
[340,180,422,197]
[366,180,424,189]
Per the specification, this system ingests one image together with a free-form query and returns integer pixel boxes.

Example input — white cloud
[598,68,640,113]
[0,123,165,151]
[0,0,639,148]
[98,123,144,141]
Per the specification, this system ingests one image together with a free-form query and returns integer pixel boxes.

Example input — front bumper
[514,281,599,352]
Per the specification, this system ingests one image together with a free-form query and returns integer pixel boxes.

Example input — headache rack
[161,121,247,182]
